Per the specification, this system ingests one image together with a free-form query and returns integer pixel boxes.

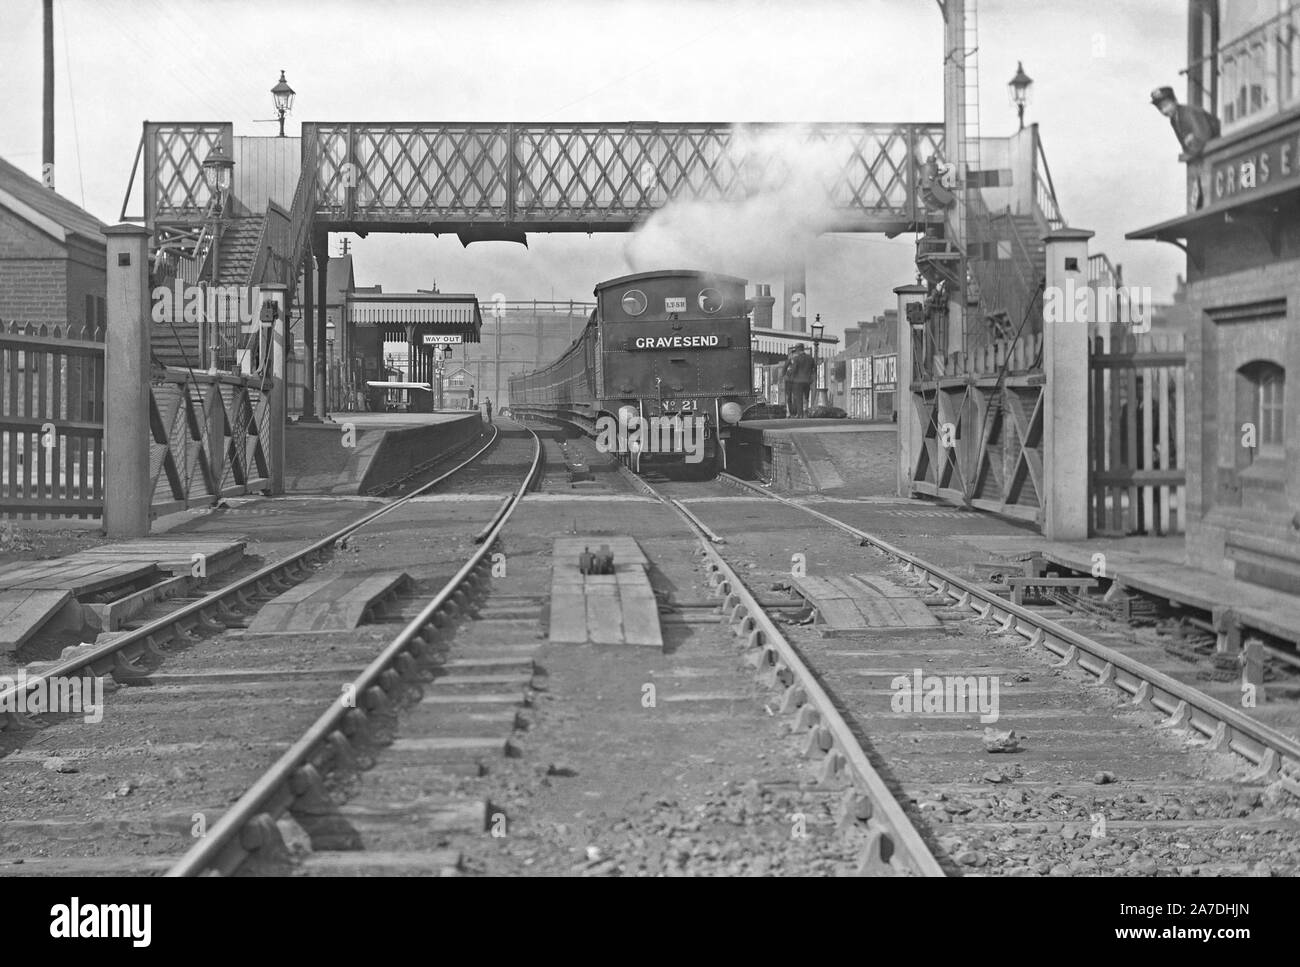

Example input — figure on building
[1150,86,1220,160]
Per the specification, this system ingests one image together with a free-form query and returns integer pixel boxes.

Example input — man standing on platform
[781,348,796,418]
[786,344,814,417]
[483,397,493,425]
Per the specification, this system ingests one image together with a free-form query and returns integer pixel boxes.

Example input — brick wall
[0,260,68,327]
[1184,221,1300,583]
[0,208,107,330]
[744,426,898,495]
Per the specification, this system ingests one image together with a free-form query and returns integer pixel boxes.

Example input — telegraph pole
[42,0,54,188]
[942,0,968,356]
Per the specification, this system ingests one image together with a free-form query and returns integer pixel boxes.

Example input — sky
[0,0,1190,341]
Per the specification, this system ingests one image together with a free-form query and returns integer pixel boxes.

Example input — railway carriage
[509,270,761,474]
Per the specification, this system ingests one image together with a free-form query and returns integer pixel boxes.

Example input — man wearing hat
[784,344,815,418]
[1151,86,1219,159]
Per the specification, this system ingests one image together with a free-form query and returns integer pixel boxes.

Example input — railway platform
[730,419,896,495]
[285,412,484,495]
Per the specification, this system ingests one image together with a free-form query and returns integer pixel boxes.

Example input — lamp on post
[201,144,234,212]
[436,344,452,410]
[1009,61,1033,131]
[811,315,829,409]
[199,144,235,370]
[271,70,295,138]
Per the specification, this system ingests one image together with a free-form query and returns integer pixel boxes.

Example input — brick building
[1129,1,1300,593]
[0,155,107,329]
[831,310,898,419]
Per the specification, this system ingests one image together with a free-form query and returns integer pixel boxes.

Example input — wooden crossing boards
[0,558,159,596]
[0,537,246,652]
[549,536,662,648]
[73,539,247,579]
[0,589,74,652]
[247,571,412,634]
[791,574,940,636]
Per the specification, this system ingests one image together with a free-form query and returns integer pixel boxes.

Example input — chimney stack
[751,283,775,329]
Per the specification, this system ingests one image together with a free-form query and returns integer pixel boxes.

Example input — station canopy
[346,291,483,344]
[751,326,839,361]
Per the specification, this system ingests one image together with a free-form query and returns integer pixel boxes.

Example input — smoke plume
[624,124,846,281]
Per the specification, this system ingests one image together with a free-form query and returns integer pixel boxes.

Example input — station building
[831,311,899,420]
[344,289,483,412]
[0,155,107,330]
[1129,0,1300,592]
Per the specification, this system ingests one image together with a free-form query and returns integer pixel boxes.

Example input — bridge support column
[895,283,928,499]
[261,283,288,494]
[103,225,152,538]
[308,236,328,422]
[1042,227,1094,540]
[315,238,329,421]
[301,244,315,422]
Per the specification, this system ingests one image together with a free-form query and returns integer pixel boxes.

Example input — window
[84,294,106,328]
[1207,1,1300,133]
[1260,365,1285,450]
[966,169,1013,188]
[1238,360,1285,460]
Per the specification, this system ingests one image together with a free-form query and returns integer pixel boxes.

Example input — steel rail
[620,468,945,876]
[365,427,501,496]
[166,424,542,876]
[0,423,500,721]
[719,474,1300,790]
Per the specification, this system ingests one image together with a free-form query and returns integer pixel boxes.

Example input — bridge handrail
[302,120,944,229]
[286,136,318,289]
[1087,252,1122,286]
[1032,125,1065,231]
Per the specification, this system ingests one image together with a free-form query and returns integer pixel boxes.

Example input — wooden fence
[909,331,1046,523]
[1088,330,1186,536]
[149,368,274,517]
[1,322,106,519]
[3,321,275,521]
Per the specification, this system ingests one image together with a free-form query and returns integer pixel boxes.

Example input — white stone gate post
[103,225,152,538]
[1042,227,1093,540]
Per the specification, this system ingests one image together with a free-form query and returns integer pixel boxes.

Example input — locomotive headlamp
[720,401,743,424]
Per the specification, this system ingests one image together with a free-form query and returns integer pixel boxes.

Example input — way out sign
[421,333,464,345]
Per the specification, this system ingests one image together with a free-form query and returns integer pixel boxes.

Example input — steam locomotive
[508,269,760,474]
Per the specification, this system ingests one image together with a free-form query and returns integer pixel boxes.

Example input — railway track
[0,421,543,876]
[618,469,1300,875]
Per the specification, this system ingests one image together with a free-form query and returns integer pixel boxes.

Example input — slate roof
[0,154,107,244]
